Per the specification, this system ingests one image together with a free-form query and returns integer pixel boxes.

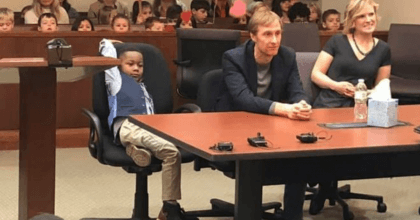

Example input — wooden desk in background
[129,105,420,220]
[0,56,120,220]
[0,30,389,131]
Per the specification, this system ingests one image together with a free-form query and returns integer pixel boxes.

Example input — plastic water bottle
[354,79,368,121]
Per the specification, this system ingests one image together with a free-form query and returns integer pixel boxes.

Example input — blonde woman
[308,2,321,25]
[311,0,391,108]
[25,0,69,24]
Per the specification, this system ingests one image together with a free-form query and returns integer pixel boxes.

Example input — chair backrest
[295,52,320,104]
[176,28,241,99]
[93,43,174,130]
[388,24,420,80]
[282,23,321,52]
[196,69,224,112]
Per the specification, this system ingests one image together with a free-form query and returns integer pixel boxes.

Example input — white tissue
[369,78,392,100]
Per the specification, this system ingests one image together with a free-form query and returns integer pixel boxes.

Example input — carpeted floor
[1,148,420,220]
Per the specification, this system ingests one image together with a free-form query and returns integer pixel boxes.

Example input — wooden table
[129,105,420,220]
[0,56,120,220]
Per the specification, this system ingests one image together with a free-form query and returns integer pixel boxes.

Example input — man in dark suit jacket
[215,9,312,220]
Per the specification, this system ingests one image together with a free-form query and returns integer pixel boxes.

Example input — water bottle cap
[358,79,364,83]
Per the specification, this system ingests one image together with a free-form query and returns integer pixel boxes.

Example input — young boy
[190,0,210,24]
[321,9,341,31]
[145,17,164,31]
[0,8,14,32]
[38,13,59,33]
[99,39,186,220]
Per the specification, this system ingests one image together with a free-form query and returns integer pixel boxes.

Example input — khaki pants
[119,119,181,201]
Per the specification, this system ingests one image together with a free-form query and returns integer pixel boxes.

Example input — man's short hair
[144,17,162,29]
[248,10,281,35]
[288,2,310,22]
[321,9,340,23]
[37,13,57,26]
[190,0,210,11]
[0,8,14,23]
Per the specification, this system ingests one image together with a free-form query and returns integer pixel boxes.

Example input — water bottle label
[355,91,366,100]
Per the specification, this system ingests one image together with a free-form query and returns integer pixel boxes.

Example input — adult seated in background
[71,16,95,31]
[132,1,153,24]
[215,9,311,220]
[321,9,341,31]
[59,0,78,19]
[0,8,14,32]
[209,0,230,18]
[25,0,70,24]
[288,2,310,23]
[88,0,103,18]
[20,5,33,24]
[308,2,321,26]
[166,4,182,24]
[272,0,291,24]
[95,0,129,24]
[152,0,187,18]
[191,0,210,24]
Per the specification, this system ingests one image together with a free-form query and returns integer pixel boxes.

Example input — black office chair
[388,24,420,104]
[184,69,283,219]
[282,23,321,52]
[295,52,387,220]
[81,43,199,220]
[174,28,241,99]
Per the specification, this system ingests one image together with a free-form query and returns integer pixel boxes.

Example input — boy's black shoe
[158,201,186,220]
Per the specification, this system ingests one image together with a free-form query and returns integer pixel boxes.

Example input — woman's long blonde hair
[343,0,379,34]
[32,0,61,20]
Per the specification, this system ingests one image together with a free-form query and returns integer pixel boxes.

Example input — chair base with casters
[306,182,387,220]
[184,157,284,220]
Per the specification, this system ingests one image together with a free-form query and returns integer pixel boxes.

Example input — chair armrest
[82,108,104,162]
[173,60,191,67]
[173,103,202,113]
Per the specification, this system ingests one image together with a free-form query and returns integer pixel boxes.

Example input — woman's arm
[311,51,355,97]
[374,65,391,86]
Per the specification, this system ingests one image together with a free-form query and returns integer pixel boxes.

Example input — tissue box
[367,99,398,128]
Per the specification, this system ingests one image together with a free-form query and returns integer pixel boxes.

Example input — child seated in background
[145,17,164,31]
[191,0,210,24]
[175,11,196,29]
[288,2,310,23]
[0,8,14,32]
[38,13,58,33]
[71,16,95,31]
[132,1,153,24]
[321,9,341,31]
[111,14,130,33]
[166,4,183,25]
